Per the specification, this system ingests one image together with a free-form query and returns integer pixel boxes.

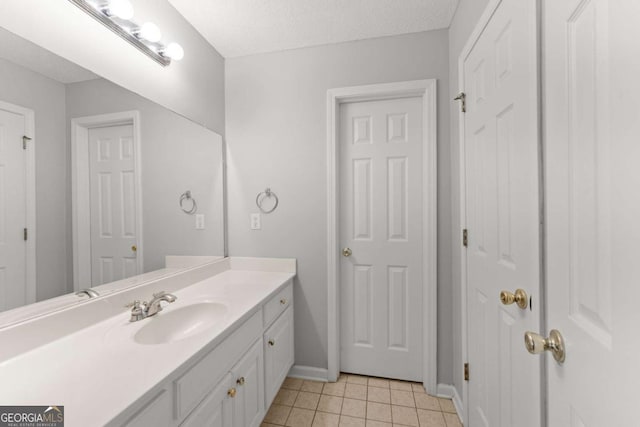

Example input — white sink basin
[134,302,228,345]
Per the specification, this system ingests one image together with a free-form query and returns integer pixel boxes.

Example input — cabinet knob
[228,387,237,398]
[280,298,287,305]
[268,339,275,346]
[237,377,245,386]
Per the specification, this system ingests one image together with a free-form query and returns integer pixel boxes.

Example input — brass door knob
[131,245,137,252]
[268,339,275,346]
[500,289,528,309]
[237,377,245,386]
[342,247,352,257]
[524,330,565,363]
[228,388,237,398]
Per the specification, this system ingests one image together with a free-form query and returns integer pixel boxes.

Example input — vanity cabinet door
[264,306,294,407]
[231,339,264,427]
[181,374,235,427]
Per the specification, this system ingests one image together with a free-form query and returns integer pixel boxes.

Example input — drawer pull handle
[268,339,275,346]
[228,388,237,398]
[237,377,245,386]
[280,298,287,305]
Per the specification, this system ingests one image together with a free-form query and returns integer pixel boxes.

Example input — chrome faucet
[126,291,177,322]
[76,288,100,298]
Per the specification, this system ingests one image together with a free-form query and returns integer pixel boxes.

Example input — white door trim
[71,111,143,290]
[326,79,437,393]
[0,100,36,304]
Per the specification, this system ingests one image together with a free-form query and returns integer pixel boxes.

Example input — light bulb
[107,0,134,20]
[139,22,162,42]
[165,43,184,61]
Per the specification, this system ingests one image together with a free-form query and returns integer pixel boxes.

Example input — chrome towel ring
[256,188,279,214]
[179,190,198,214]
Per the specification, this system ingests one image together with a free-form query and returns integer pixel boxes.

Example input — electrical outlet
[195,214,205,230]
[250,213,261,230]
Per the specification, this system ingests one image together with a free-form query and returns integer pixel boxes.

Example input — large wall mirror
[0,27,225,321]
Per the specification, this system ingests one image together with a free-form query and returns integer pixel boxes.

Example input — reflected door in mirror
[88,124,139,286]
[0,107,28,310]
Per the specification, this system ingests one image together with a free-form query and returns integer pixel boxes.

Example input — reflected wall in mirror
[0,27,224,315]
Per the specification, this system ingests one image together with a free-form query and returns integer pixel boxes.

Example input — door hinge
[464,363,470,381]
[462,229,468,248]
[454,92,466,113]
[22,135,32,150]
[23,228,27,241]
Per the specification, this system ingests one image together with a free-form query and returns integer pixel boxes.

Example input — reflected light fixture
[68,0,184,67]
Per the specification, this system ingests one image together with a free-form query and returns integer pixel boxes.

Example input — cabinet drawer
[174,311,262,421]
[263,282,292,328]
[124,389,172,427]
[264,306,294,407]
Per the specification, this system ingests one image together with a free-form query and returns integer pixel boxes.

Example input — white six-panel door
[463,0,541,425]
[543,0,640,425]
[0,108,26,310]
[339,96,423,381]
[88,124,138,286]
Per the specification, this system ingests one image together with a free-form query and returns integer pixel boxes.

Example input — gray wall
[0,58,69,301]
[448,0,490,400]
[65,78,225,277]
[225,30,453,383]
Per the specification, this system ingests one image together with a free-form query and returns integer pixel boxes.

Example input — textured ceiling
[0,27,98,84]
[169,0,459,58]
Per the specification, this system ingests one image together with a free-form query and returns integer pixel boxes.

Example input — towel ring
[179,190,198,214]
[256,188,279,214]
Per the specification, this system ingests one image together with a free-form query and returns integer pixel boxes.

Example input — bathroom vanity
[0,257,295,427]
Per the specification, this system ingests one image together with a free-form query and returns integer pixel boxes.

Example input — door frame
[457,0,543,425]
[0,100,36,304]
[71,111,143,291]
[326,79,437,393]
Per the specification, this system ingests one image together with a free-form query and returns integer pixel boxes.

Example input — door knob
[524,330,566,363]
[131,245,137,252]
[342,247,352,257]
[228,388,237,398]
[500,289,528,309]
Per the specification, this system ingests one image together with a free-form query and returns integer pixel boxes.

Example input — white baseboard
[436,383,464,423]
[288,365,329,382]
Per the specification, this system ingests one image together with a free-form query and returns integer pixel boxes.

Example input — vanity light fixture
[68,0,184,67]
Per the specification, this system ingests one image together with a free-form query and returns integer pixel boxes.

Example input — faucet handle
[124,300,142,309]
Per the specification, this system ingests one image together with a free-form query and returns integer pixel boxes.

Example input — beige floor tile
[416,409,446,427]
[366,402,392,423]
[274,388,299,406]
[295,391,321,410]
[414,393,441,411]
[367,386,391,404]
[302,380,326,393]
[368,378,390,388]
[438,398,456,414]
[318,395,344,414]
[313,411,341,427]
[261,423,281,427]
[390,389,415,407]
[264,404,292,425]
[283,377,304,390]
[365,421,392,427]
[389,380,413,392]
[442,412,462,427]
[286,407,316,427]
[344,383,367,400]
[411,383,426,393]
[346,375,369,385]
[340,415,366,427]
[342,398,367,418]
[391,405,419,426]
[324,382,347,397]
[337,374,348,382]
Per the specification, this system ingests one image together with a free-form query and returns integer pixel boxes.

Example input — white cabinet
[181,374,235,427]
[124,389,173,427]
[264,306,294,407]
[231,340,264,427]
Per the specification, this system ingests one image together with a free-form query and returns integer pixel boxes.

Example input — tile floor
[262,373,462,427]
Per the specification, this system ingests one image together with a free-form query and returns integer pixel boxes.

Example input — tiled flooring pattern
[262,374,462,427]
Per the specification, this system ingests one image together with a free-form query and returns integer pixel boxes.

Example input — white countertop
[0,258,295,427]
